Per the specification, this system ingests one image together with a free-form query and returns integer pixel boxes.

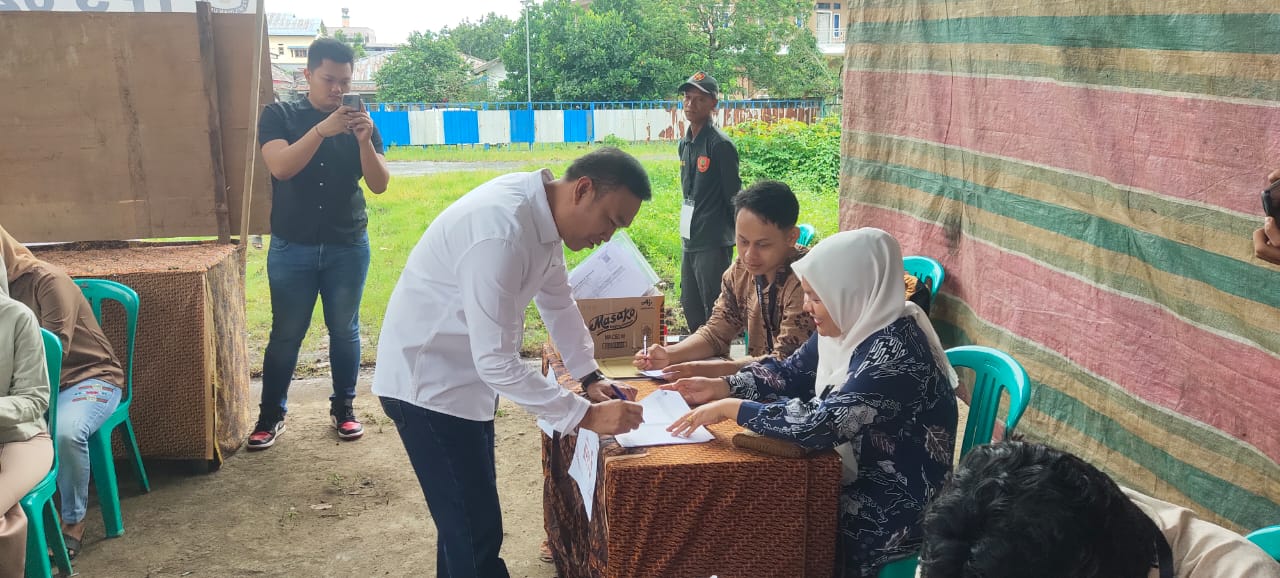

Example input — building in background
[267,13,323,68]
[807,1,849,56]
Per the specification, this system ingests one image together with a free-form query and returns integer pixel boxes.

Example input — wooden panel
[212,10,273,236]
[0,12,218,242]
[0,9,272,242]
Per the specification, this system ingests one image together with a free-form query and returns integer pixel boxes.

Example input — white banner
[0,0,254,13]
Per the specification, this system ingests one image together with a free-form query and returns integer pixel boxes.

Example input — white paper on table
[567,427,600,521]
[639,369,669,380]
[616,390,714,448]
[568,231,659,299]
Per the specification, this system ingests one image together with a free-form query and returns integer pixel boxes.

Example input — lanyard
[754,274,780,355]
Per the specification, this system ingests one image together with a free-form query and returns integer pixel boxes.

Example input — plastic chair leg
[123,419,150,492]
[45,502,72,576]
[22,502,51,578]
[88,428,124,538]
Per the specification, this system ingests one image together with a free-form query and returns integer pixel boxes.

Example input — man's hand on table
[668,398,742,437]
[661,359,740,380]
[579,399,644,435]
[660,376,731,405]
[585,378,638,403]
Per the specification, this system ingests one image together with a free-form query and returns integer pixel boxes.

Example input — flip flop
[61,533,80,560]
[538,539,554,564]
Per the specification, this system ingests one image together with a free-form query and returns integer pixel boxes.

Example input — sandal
[538,538,554,564]
[61,533,80,560]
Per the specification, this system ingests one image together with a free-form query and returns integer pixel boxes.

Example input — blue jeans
[56,379,122,524]
[259,233,370,421]
[380,397,510,578]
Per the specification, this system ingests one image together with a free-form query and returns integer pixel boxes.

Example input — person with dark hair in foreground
[919,441,1280,578]
[373,148,650,578]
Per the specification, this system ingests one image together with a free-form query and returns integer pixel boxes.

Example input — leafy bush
[728,115,840,195]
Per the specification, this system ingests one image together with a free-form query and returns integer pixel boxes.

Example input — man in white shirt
[373,147,648,578]
[918,441,1280,578]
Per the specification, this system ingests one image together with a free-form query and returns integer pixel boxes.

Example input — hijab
[790,228,958,394]
[0,224,41,286]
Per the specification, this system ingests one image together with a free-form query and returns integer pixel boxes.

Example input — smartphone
[1265,179,1279,219]
[341,93,363,111]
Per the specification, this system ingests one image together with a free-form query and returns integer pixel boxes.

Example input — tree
[333,29,368,59]
[374,31,470,102]
[673,0,833,98]
[500,0,835,102]
[501,0,675,101]
[441,13,516,61]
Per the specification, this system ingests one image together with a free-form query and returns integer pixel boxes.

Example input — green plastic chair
[947,345,1032,457]
[75,278,150,538]
[21,329,73,578]
[874,346,1032,578]
[903,255,945,299]
[877,554,919,578]
[1246,525,1280,561]
[797,223,817,247]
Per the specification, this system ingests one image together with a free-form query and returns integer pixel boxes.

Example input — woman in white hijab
[667,228,959,578]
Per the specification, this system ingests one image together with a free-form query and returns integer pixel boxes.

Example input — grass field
[244,158,839,374]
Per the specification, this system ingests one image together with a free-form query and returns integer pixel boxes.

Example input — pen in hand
[610,383,631,401]
[643,334,648,358]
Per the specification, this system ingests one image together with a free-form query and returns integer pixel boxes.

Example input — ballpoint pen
[610,383,630,401]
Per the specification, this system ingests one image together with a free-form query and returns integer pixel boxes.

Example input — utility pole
[524,0,533,106]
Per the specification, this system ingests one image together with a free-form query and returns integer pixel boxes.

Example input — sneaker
[247,418,285,450]
[331,409,364,440]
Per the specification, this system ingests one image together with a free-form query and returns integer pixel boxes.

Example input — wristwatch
[579,369,605,392]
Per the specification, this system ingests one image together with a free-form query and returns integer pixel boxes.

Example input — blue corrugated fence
[367,100,822,146]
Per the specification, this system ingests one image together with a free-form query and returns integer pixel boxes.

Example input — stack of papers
[569,231,660,299]
[616,390,715,448]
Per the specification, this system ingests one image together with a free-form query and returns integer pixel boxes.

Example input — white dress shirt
[372,169,598,433]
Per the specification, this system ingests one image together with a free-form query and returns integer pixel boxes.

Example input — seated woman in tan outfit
[0,253,54,578]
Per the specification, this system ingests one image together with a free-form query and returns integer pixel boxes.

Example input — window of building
[291,48,308,58]
[834,3,841,8]
[833,13,841,37]
[816,2,831,9]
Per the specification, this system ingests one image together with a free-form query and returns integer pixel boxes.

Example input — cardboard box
[577,294,664,359]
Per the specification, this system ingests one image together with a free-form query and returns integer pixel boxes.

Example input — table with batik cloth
[541,343,843,578]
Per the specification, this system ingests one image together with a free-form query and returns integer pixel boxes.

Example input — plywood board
[212,10,272,236]
[0,9,272,242]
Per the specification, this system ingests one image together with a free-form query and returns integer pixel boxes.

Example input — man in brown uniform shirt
[635,181,928,380]
[1,225,124,558]
[637,181,812,377]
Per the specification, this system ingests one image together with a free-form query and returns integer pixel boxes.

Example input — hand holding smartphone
[341,93,364,111]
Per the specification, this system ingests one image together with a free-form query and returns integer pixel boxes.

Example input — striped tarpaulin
[840,0,1280,531]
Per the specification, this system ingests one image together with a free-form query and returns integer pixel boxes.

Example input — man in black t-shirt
[677,72,741,333]
[248,38,390,451]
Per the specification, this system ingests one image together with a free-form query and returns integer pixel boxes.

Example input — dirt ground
[68,368,559,578]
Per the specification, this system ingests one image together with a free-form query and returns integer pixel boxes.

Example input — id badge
[680,202,694,239]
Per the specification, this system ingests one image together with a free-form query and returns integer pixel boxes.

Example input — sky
[265,0,527,45]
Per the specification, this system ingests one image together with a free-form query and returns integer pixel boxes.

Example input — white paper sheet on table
[616,390,714,448]
[568,231,660,299]
[568,427,600,520]
[639,369,669,380]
